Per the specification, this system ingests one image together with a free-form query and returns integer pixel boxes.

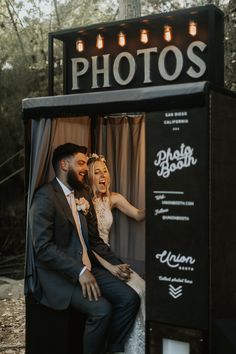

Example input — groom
[29,142,140,354]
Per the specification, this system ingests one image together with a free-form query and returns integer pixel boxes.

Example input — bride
[87,154,145,354]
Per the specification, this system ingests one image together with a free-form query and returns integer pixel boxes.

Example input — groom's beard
[67,169,84,191]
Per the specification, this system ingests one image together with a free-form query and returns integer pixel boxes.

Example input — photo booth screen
[146,107,209,329]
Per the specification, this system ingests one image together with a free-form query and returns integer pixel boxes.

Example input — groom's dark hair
[52,143,87,174]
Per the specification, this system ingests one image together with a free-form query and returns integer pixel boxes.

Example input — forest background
[0,0,235,278]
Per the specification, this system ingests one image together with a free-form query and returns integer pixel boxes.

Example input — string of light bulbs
[75,20,197,52]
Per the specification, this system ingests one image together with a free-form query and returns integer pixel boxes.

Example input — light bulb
[189,21,197,36]
[164,25,172,42]
[96,34,104,49]
[118,31,126,47]
[76,39,84,52]
[140,29,148,44]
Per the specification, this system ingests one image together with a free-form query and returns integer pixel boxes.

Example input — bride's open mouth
[99,179,106,186]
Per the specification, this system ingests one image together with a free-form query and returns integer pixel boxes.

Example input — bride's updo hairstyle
[87,153,111,199]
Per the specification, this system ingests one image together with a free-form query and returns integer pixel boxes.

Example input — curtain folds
[25,118,57,295]
[96,114,145,275]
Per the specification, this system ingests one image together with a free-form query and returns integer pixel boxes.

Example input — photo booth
[22,5,236,354]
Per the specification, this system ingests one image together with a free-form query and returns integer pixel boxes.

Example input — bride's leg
[93,266,140,353]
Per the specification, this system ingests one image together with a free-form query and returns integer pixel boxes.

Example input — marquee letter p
[71,58,89,90]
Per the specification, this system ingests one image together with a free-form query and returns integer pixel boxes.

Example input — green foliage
[57,0,119,28]
[224,0,236,90]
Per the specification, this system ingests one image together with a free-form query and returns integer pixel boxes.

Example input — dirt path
[0,278,25,354]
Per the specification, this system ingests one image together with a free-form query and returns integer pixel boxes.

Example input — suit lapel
[51,178,75,226]
[51,179,89,244]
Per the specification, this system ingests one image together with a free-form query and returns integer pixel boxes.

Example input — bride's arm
[110,192,145,221]
[92,250,131,281]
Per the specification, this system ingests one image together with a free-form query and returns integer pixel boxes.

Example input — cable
[0,167,24,186]
[0,149,23,169]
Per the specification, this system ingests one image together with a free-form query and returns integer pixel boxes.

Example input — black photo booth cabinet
[23,82,236,354]
[145,84,236,354]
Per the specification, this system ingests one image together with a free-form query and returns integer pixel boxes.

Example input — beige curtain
[48,117,91,180]
[96,114,145,275]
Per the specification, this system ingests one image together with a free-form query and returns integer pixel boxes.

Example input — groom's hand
[79,269,101,301]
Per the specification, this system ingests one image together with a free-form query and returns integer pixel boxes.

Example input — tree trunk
[118,0,141,20]
[4,0,26,60]
[53,0,61,28]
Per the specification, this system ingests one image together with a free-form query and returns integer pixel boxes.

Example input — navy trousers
[70,266,140,354]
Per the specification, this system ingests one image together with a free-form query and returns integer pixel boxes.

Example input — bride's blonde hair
[87,153,111,200]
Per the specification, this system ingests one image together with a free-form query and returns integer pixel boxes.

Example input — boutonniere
[75,197,90,216]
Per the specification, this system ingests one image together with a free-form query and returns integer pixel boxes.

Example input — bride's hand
[109,264,132,282]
